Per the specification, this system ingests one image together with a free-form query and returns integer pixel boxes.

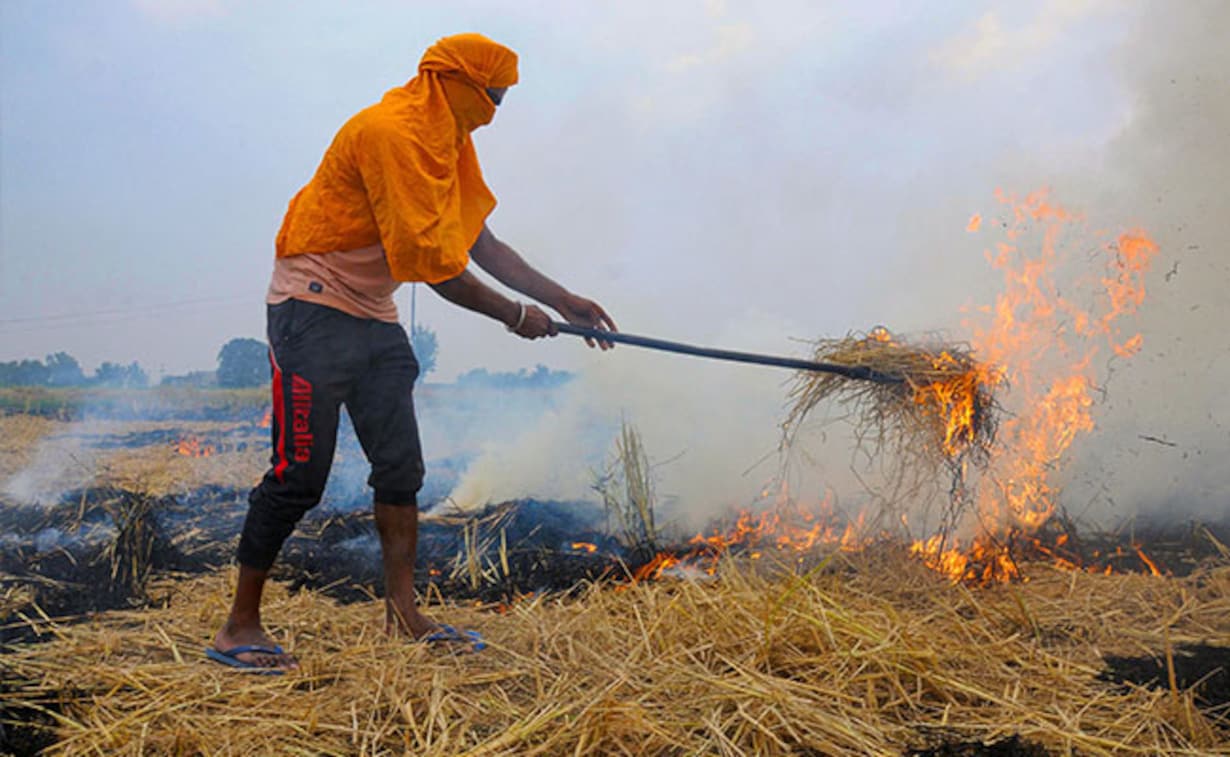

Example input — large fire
[627,190,1158,586]
[914,190,1158,581]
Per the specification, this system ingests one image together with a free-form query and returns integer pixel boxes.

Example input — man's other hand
[554,294,618,350]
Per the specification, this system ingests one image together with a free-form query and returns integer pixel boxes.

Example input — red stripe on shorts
[269,348,289,483]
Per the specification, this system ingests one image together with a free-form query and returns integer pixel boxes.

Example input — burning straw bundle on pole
[780,327,1001,543]
[783,327,999,471]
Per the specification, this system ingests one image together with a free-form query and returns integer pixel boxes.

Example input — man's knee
[236,487,322,570]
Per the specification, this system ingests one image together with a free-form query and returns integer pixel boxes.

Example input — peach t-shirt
[266,244,400,323]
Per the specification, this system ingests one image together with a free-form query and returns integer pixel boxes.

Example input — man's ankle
[222,613,261,635]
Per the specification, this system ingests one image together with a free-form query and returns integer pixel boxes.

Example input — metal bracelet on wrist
[506,302,527,332]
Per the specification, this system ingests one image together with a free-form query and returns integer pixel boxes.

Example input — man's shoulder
[342,101,396,134]
[339,101,408,151]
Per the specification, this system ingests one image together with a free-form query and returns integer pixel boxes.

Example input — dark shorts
[236,299,423,570]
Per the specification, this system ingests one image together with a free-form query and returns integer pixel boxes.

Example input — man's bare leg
[212,565,299,670]
[375,501,437,637]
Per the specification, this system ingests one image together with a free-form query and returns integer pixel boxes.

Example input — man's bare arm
[469,225,569,306]
[429,269,555,339]
[469,225,618,348]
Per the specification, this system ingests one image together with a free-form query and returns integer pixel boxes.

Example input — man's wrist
[506,301,526,332]
[543,289,572,313]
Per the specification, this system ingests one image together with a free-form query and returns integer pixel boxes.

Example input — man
[208,33,616,672]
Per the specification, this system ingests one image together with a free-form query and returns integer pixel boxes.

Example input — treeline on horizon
[0,339,576,392]
[0,352,149,389]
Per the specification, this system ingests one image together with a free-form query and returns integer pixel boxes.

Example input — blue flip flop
[205,644,290,674]
[420,624,485,652]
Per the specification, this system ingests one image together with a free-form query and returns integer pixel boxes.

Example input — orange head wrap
[419,34,519,133]
[275,34,519,284]
[420,33,519,88]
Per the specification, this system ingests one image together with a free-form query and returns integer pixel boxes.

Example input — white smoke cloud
[3,421,104,506]
[1053,0,1230,521]
[931,0,1117,78]
[448,0,1229,530]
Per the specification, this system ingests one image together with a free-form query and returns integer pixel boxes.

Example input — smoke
[3,421,105,506]
[442,392,609,512]
[444,311,844,529]
[448,1,1229,529]
[1054,0,1230,521]
[568,311,804,523]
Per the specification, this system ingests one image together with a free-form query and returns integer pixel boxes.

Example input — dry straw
[783,328,999,530]
[785,328,997,464]
[593,420,659,554]
[3,554,1226,755]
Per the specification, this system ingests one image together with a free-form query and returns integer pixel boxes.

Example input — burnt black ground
[905,734,1051,756]
[0,696,59,757]
[3,484,1228,628]
[1020,515,1230,578]
[275,498,621,604]
[0,487,618,641]
[1101,643,1230,725]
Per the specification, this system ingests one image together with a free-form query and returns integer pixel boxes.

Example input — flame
[174,435,216,458]
[967,213,982,232]
[633,552,681,582]
[571,541,598,553]
[912,348,992,458]
[629,493,876,583]
[1134,546,1162,577]
[868,325,893,343]
[910,190,1157,582]
[909,535,1021,584]
[258,408,273,428]
[851,327,995,461]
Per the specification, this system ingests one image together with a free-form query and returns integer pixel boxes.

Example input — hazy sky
[3,1,1226,519]
[2,0,1136,380]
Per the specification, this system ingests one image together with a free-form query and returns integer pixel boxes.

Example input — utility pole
[410,283,417,336]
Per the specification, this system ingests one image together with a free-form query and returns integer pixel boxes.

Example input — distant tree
[217,338,269,388]
[455,364,575,390]
[410,325,438,379]
[92,362,119,386]
[0,359,50,386]
[45,352,86,386]
[127,362,149,388]
[94,361,148,388]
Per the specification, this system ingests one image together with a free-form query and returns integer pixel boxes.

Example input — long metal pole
[551,322,905,385]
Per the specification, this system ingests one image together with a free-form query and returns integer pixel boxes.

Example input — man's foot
[212,622,298,671]
[385,601,440,639]
[419,624,486,652]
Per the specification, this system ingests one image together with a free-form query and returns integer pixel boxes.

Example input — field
[1,406,1228,755]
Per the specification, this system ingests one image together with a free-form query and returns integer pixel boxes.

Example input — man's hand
[553,293,618,350]
[509,303,556,340]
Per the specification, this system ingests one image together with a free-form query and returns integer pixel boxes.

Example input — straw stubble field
[4,552,1228,755]
[2,415,1229,755]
